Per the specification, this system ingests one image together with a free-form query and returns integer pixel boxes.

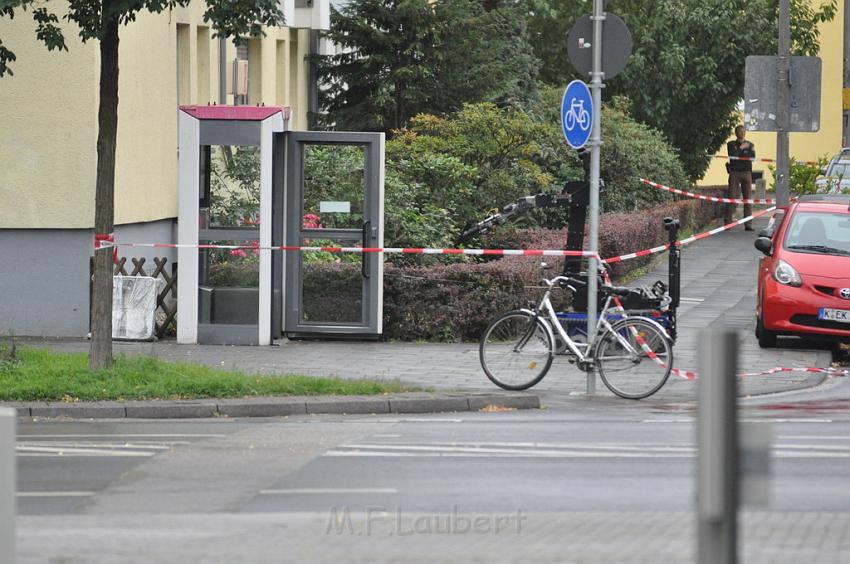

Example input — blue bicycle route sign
[561,80,593,149]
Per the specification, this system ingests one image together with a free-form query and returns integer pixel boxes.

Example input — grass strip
[0,347,416,402]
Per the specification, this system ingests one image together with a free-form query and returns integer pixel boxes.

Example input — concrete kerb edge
[7,393,540,419]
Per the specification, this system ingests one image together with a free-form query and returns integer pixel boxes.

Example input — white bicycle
[479,266,673,399]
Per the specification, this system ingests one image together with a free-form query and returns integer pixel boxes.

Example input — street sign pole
[844,0,850,146]
[776,0,791,206]
[586,0,604,395]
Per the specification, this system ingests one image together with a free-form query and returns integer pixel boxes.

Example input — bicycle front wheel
[595,317,672,399]
[480,310,554,391]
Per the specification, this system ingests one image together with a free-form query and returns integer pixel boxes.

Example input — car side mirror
[754,237,773,256]
[820,166,828,175]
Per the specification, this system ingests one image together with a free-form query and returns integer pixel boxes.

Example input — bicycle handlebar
[542,275,587,289]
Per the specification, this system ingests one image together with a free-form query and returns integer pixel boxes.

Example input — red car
[755,195,850,348]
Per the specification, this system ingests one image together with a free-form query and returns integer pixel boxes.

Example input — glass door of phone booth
[274,132,384,338]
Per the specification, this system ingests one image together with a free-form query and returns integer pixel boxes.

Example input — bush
[381,259,570,341]
[385,104,554,249]
[768,156,829,195]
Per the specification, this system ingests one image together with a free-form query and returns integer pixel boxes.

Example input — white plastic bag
[112,275,164,340]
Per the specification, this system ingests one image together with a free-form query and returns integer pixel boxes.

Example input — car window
[783,211,850,255]
[826,162,849,177]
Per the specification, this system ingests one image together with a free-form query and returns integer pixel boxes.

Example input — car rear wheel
[756,314,777,348]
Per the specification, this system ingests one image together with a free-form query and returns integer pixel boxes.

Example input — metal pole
[0,408,16,564]
[586,0,604,395]
[219,37,228,105]
[776,0,791,206]
[696,330,738,564]
[844,0,850,146]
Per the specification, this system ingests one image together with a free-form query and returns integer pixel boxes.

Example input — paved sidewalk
[17,510,850,563]
[23,215,834,409]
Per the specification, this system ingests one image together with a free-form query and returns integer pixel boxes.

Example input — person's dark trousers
[725,171,754,229]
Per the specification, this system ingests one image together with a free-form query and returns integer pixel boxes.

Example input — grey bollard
[755,178,766,201]
[696,330,738,564]
[0,408,15,564]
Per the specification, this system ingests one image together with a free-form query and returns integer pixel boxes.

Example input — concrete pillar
[0,408,15,564]
[755,178,766,200]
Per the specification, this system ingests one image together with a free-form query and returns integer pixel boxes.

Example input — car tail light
[774,259,802,287]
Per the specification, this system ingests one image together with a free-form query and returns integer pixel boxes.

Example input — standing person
[725,125,755,231]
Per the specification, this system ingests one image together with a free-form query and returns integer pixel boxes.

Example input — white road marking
[740,419,833,423]
[324,441,850,459]
[642,418,833,424]
[259,488,397,495]
[17,434,227,439]
[779,436,850,440]
[17,491,95,498]
[18,441,182,449]
[679,297,705,303]
[325,450,692,459]
[372,434,402,438]
[642,419,692,423]
[377,418,464,423]
[341,442,695,453]
[16,445,157,457]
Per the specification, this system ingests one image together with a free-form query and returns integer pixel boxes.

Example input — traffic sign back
[561,80,593,149]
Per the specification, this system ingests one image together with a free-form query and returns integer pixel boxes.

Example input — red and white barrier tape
[640,178,776,205]
[601,206,776,264]
[99,205,774,264]
[708,154,820,166]
[103,241,599,258]
[671,365,850,381]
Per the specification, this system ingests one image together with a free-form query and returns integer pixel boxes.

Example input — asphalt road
[13,376,850,563]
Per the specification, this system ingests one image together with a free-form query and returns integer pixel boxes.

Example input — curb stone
[6,393,540,419]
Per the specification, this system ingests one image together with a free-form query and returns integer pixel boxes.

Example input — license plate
[819,308,850,323]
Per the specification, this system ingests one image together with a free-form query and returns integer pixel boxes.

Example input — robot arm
[460,193,572,241]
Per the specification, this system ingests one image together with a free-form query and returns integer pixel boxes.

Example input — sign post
[585,0,604,396]
[567,1,631,396]
[776,0,792,206]
[561,79,594,395]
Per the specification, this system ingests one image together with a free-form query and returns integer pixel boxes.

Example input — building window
[176,23,191,105]
[197,26,211,104]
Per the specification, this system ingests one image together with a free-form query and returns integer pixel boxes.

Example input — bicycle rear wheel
[595,317,672,399]
[480,310,554,391]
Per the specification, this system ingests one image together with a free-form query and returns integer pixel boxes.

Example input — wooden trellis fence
[89,257,178,338]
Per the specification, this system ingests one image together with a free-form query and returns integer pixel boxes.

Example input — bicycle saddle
[599,284,633,297]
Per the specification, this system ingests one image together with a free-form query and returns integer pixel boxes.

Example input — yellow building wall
[1,1,310,229]
[700,4,845,187]
[0,8,97,229]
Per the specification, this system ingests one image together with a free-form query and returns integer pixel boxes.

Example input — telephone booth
[177,106,385,345]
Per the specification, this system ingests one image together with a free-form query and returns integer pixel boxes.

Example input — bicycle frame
[528,276,640,365]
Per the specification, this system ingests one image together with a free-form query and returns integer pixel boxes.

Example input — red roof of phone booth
[179,105,290,121]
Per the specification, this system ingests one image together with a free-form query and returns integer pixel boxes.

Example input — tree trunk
[89,9,120,370]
